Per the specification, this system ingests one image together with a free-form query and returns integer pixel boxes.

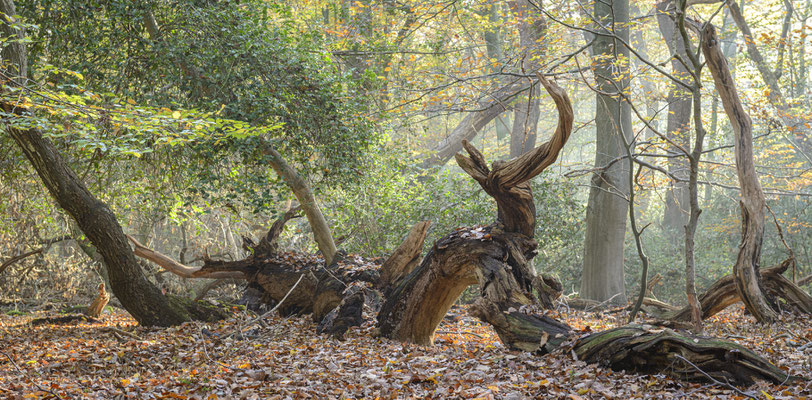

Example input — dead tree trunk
[378,73,571,345]
[702,22,778,323]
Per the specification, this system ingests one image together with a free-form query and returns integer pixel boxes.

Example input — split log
[671,259,812,321]
[377,221,430,291]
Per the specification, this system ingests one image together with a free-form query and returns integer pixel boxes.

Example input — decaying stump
[377,73,570,346]
[86,283,110,318]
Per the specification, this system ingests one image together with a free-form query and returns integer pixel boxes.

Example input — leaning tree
[131,73,798,387]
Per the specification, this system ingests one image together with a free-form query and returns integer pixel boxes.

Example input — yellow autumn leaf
[172,111,181,119]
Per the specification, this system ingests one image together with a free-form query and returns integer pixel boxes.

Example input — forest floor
[0,302,810,399]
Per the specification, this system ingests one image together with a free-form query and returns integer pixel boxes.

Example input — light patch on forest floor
[0,304,809,399]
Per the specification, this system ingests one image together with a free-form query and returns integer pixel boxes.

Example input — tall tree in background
[581,0,631,303]
[656,0,692,235]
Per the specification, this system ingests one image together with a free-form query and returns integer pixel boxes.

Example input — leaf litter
[0,303,809,399]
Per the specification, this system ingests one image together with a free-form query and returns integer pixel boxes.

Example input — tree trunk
[0,1,225,326]
[656,0,692,235]
[702,22,778,323]
[259,140,337,265]
[581,0,631,304]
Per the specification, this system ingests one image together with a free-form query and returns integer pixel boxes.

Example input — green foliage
[321,144,584,291]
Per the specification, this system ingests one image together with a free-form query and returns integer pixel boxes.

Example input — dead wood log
[671,260,812,321]
[471,300,795,386]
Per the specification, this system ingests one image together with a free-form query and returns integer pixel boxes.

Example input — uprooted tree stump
[130,73,802,387]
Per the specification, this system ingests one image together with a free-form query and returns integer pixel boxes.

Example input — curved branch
[494,73,574,188]
[126,235,245,279]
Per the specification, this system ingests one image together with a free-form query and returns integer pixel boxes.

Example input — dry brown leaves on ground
[0,304,810,399]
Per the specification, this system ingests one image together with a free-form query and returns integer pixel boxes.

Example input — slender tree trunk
[259,141,337,265]
[702,23,778,323]
[581,0,631,304]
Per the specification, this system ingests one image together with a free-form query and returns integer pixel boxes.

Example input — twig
[1,351,64,399]
[674,355,757,399]
[239,273,307,330]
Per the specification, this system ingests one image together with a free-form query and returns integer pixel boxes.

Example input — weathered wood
[86,283,110,318]
[671,260,812,320]
[573,325,792,386]
[377,221,431,290]
[702,22,778,323]
[377,75,572,346]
